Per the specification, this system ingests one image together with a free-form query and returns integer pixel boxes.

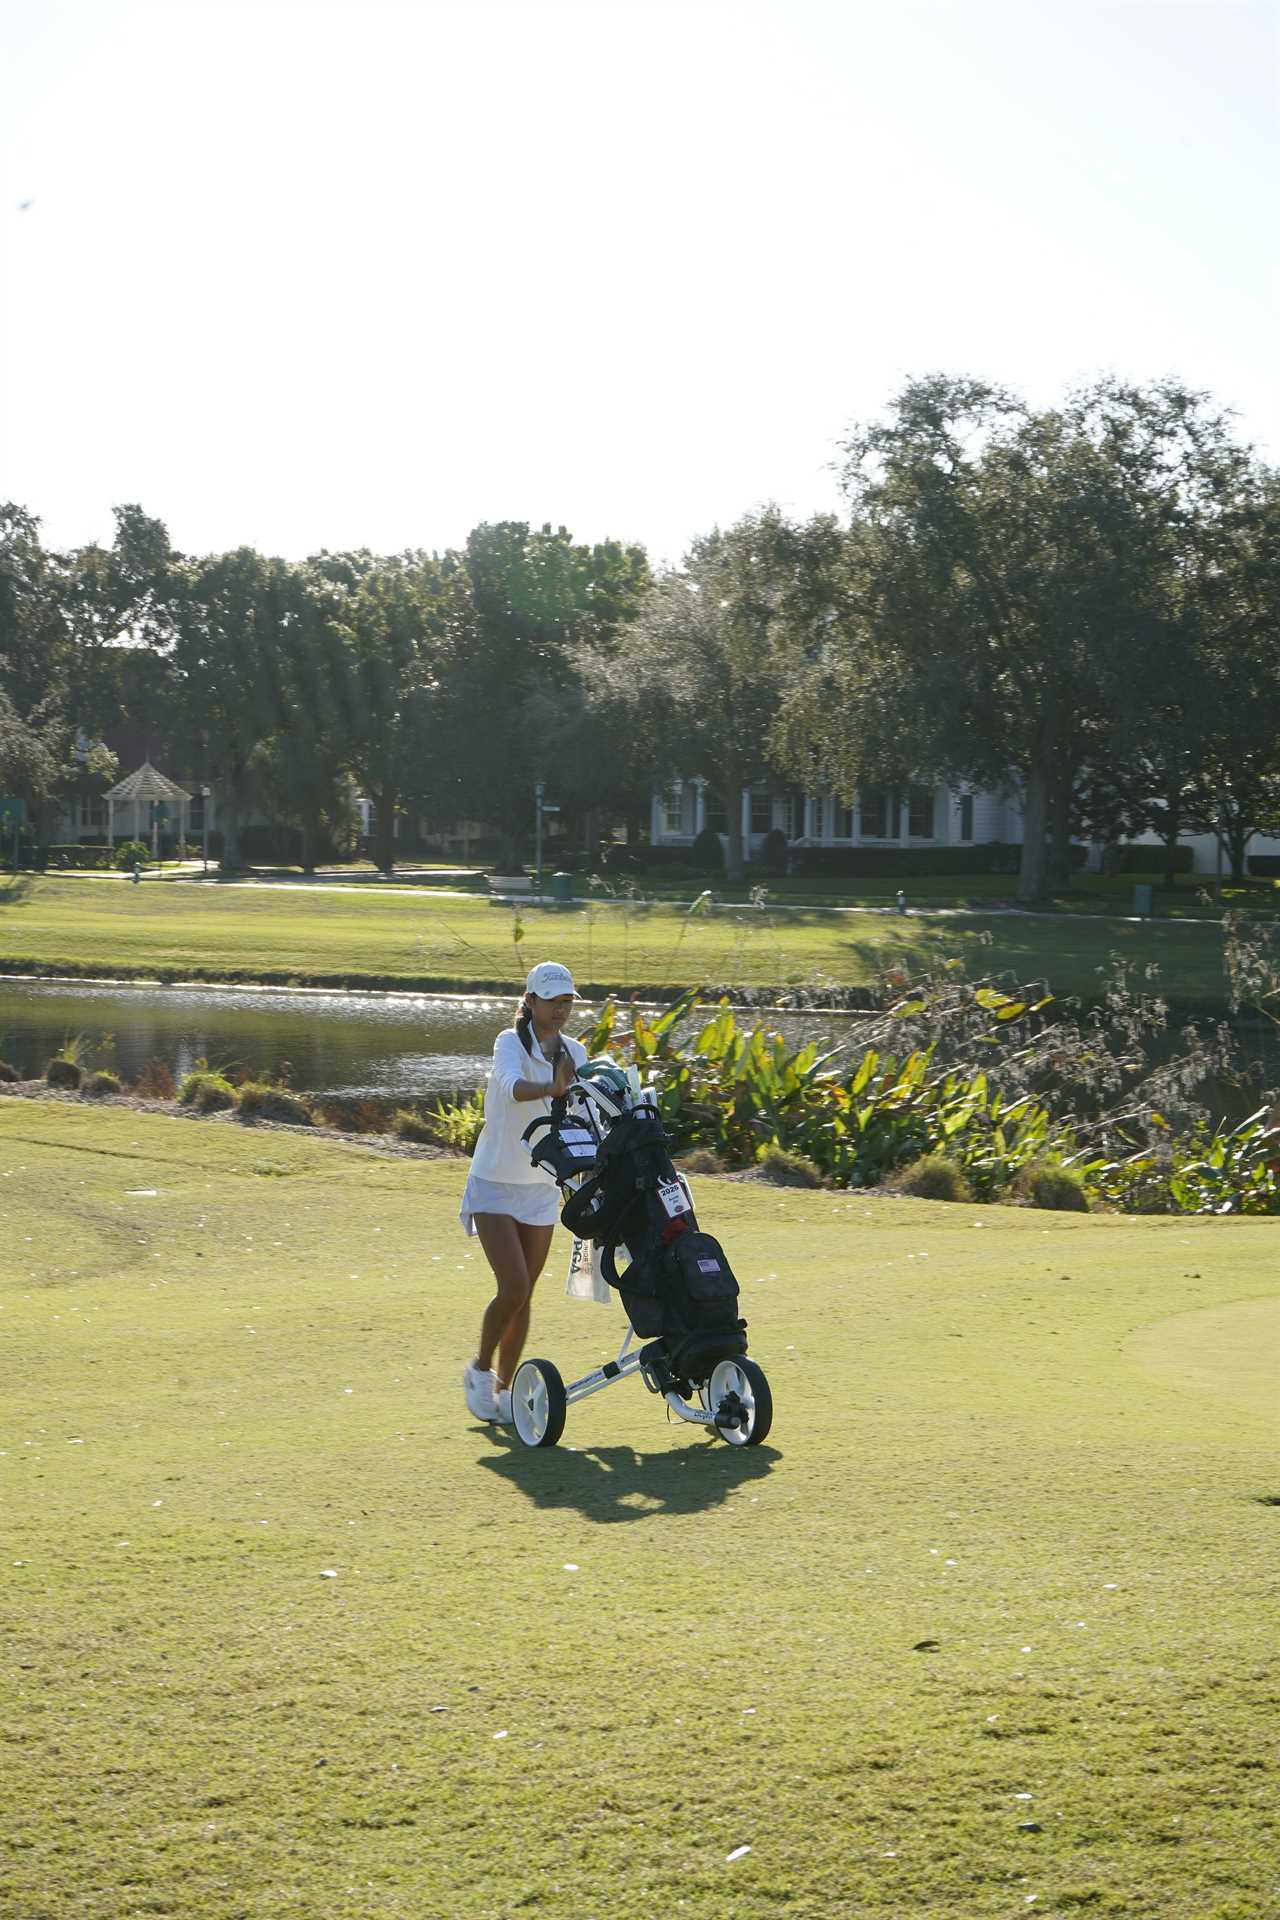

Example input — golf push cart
[509,1058,773,1450]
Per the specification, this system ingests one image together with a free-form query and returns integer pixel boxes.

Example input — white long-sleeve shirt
[469,1025,590,1184]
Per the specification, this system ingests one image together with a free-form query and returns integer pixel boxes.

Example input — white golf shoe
[463,1363,499,1422]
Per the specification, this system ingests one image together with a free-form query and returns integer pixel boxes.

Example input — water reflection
[0,980,517,1096]
[0,978,850,1098]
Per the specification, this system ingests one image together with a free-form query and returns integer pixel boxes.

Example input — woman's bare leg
[494,1221,554,1385]
[473,1217,554,1384]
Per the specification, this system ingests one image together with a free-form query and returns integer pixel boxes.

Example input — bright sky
[2,0,1277,568]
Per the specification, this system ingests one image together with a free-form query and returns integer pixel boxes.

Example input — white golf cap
[526,960,577,999]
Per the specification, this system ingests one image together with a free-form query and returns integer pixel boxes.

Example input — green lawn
[2,1100,1277,1918]
[0,875,1245,1008]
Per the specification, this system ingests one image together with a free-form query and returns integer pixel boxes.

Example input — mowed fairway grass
[0,875,1239,1004]
[3,1103,1277,1919]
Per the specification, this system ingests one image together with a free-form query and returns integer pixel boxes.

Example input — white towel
[565,1235,612,1305]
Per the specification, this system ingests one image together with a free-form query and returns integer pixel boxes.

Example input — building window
[834,802,854,840]
[663,785,685,835]
[959,793,974,842]
[79,796,107,830]
[749,791,772,836]
[860,786,895,838]
[908,785,935,839]
[704,793,727,834]
[810,795,826,840]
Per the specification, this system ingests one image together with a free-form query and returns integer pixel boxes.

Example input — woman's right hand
[552,1051,577,1098]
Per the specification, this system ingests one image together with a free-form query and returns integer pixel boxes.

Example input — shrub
[1247,854,1280,878]
[179,1068,237,1113]
[787,843,1037,880]
[45,844,116,871]
[761,827,789,876]
[393,1107,438,1145]
[1110,842,1194,874]
[114,840,150,871]
[133,1058,176,1100]
[235,1081,314,1125]
[0,1059,20,1083]
[239,823,306,867]
[425,1088,486,1154]
[756,1142,825,1187]
[597,842,647,874]
[84,1070,122,1098]
[887,1154,973,1202]
[691,826,725,874]
[45,1057,83,1090]
[1015,1161,1089,1211]
[674,1147,726,1176]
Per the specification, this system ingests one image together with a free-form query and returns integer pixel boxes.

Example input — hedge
[44,845,118,870]
[787,843,1036,879]
[1109,843,1194,874]
[1247,854,1280,877]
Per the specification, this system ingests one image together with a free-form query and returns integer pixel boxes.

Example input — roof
[103,761,191,806]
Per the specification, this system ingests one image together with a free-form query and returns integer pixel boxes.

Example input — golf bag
[524,1064,748,1385]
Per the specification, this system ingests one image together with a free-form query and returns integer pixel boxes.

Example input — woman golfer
[461,960,588,1423]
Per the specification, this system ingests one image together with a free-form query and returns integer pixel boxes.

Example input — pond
[0,977,850,1103]
[1,976,1272,1128]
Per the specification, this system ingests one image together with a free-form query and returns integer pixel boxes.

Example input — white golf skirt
[460,1173,560,1238]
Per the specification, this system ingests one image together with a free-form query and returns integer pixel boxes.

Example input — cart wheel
[706,1357,772,1447]
[511,1358,567,1449]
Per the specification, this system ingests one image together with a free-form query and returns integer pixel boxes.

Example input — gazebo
[105,762,192,857]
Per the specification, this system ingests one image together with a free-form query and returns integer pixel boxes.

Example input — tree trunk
[1047,762,1074,891]
[1161,789,1182,889]
[723,786,745,886]
[580,805,601,858]
[218,782,242,871]
[1017,756,1052,905]
[374,785,397,875]
[1228,820,1250,882]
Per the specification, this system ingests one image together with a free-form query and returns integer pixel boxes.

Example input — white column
[803,794,813,840]
[694,779,706,834]
[107,797,115,848]
[741,789,751,845]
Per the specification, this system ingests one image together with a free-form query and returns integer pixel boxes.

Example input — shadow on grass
[477,1428,780,1523]
[0,877,34,907]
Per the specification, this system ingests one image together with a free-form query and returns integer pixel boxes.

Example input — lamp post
[201,787,210,874]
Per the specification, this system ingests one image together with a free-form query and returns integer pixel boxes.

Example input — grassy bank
[0,875,1241,1008]
[2,1102,1277,1918]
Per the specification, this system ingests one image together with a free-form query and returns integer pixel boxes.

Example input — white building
[651,778,1280,876]
[650,779,1022,855]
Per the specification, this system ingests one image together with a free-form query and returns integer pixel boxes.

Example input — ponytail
[513,991,564,1070]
